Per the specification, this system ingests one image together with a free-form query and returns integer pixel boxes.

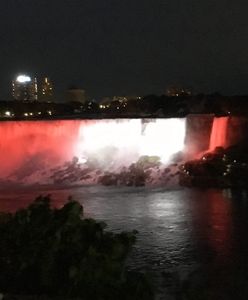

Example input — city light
[5,111,11,117]
[16,75,31,83]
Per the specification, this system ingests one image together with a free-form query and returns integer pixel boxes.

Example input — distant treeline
[0,94,248,119]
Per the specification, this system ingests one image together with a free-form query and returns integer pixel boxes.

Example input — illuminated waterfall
[209,117,229,151]
[0,116,231,185]
[0,120,81,178]
[0,119,186,183]
[74,119,186,168]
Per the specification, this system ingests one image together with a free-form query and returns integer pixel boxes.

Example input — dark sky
[0,0,248,100]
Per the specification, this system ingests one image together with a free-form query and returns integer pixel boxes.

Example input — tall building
[40,77,53,102]
[66,87,86,103]
[12,75,38,101]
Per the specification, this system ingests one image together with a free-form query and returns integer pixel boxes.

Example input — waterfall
[0,120,82,177]
[209,117,229,151]
[0,119,186,184]
[0,117,232,185]
[75,119,186,168]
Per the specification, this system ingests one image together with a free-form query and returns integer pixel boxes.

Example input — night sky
[0,0,247,100]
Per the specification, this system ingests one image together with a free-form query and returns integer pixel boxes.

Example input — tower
[40,77,54,102]
[12,75,38,101]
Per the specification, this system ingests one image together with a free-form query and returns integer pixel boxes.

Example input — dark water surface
[1,186,248,298]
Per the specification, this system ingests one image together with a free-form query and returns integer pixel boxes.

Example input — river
[1,186,248,298]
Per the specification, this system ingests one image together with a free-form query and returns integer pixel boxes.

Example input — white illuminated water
[74,119,186,169]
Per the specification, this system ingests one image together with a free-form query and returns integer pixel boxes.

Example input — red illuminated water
[0,120,81,177]
[209,117,229,151]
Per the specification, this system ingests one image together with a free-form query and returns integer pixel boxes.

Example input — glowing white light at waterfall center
[74,119,186,166]
[140,119,186,163]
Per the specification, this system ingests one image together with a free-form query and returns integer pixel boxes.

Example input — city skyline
[11,74,55,102]
[1,1,248,100]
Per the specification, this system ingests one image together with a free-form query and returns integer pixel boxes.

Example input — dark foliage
[0,196,153,299]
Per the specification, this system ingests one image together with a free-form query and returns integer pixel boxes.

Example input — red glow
[193,191,233,262]
[0,120,81,177]
[209,117,229,151]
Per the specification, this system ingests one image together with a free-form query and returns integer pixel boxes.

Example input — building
[12,75,38,101]
[66,87,86,103]
[166,86,192,97]
[40,77,53,102]
[99,95,140,110]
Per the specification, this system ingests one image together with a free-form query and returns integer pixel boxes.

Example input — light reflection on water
[0,186,248,296]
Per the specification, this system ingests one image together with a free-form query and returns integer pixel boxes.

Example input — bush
[0,196,153,299]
